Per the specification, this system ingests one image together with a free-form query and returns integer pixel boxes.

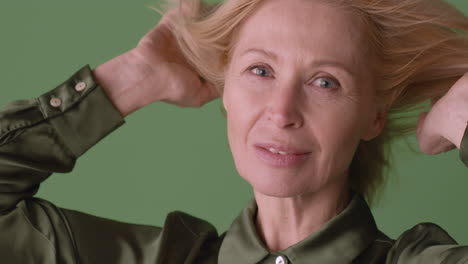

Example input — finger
[199,75,219,97]
[418,133,456,154]
[430,96,442,106]
[179,0,199,18]
[202,81,220,101]
[416,112,455,154]
[416,112,436,154]
[416,112,428,137]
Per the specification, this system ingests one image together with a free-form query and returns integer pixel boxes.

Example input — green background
[1,0,468,244]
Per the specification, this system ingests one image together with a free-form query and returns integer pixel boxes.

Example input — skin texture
[416,73,468,154]
[222,0,386,251]
[93,0,468,253]
[94,4,219,117]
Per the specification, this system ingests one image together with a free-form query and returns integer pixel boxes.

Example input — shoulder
[34,199,223,263]
[356,223,468,263]
[17,198,222,263]
[354,229,395,263]
[160,210,219,239]
[386,222,467,263]
[156,210,224,263]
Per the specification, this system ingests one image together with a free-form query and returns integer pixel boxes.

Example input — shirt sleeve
[0,65,163,263]
[386,223,468,263]
[0,64,125,213]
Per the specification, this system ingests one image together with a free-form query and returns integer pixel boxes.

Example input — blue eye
[313,77,340,89]
[248,65,272,78]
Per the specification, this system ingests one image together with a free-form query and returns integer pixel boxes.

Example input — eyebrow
[240,48,355,76]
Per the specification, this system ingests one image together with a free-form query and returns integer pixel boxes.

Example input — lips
[253,142,311,168]
[254,142,311,155]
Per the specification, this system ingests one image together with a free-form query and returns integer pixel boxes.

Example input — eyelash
[247,64,341,89]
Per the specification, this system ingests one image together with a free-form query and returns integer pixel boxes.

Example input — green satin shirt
[1,65,468,263]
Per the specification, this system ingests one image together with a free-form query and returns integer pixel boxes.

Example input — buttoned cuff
[38,64,125,157]
[460,121,468,168]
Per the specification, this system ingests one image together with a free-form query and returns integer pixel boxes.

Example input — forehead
[231,0,369,69]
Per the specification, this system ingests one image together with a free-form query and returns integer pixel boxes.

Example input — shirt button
[75,81,87,92]
[275,256,287,264]
[50,97,62,108]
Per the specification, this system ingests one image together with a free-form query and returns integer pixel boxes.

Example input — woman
[1,0,468,263]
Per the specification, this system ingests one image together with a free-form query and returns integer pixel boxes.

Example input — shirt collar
[218,193,378,264]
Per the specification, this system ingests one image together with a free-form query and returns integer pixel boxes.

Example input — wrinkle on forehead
[227,0,372,79]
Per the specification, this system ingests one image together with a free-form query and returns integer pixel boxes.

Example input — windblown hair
[149,0,468,205]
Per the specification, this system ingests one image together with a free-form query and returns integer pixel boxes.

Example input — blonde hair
[149,0,468,205]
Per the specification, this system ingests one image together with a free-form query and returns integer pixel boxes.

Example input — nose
[266,82,304,129]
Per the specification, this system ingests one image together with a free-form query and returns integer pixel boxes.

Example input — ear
[361,107,387,141]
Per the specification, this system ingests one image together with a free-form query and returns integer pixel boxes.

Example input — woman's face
[223,0,385,197]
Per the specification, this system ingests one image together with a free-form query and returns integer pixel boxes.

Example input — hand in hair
[416,73,468,155]
[93,3,219,117]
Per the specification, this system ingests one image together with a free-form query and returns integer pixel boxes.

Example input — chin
[252,185,305,198]
[240,168,322,198]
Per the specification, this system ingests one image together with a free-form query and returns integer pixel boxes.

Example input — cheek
[223,71,370,195]
[313,104,367,173]
[321,109,362,145]
[223,77,266,178]
[224,88,257,149]
[223,76,265,139]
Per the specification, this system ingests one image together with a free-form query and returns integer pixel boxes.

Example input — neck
[254,180,351,252]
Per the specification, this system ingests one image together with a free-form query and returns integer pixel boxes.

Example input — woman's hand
[416,73,468,155]
[94,3,219,117]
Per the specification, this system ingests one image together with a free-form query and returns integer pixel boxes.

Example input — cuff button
[75,81,87,92]
[50,97,62,108]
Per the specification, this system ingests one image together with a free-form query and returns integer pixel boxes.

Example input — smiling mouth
[266,147,291,155]
[254,142,311,155]
[254,146,310,168]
